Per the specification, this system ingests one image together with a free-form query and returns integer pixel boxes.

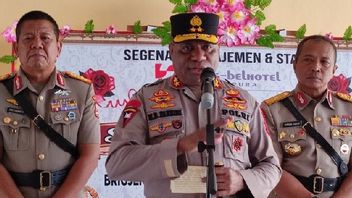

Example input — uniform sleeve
[78,84,100,144]
[105,91,182,182]
[237,101,282,198]
[260,102,284,163]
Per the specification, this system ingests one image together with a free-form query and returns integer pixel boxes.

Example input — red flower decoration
[81,68,115,102]
[328,74,352,93]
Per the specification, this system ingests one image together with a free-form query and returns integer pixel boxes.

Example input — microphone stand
[198,82,217,198]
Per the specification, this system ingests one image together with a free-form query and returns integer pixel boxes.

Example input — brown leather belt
[10,168,69,189]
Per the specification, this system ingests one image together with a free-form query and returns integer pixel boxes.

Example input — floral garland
[191,0,260,46]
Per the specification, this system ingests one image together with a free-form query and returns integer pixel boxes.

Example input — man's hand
[215,167,245,197]
[177,117,233,154]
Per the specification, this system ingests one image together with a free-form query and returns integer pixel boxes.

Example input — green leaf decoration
[169,0,182,4]
[265,24,277,34]
[185,0,197,4]
[295,24,306,40]
[84,20,94,33]
[0,55,17,64]
[256,37,274,48]
[256,24,284,48]
[162,21,171,32]
[259,0,272,10]
[244,0,254,9]
[254,10,265,25]
[172,4,188,13]
[343,26,352,42]
[152,21,172,46]
[133,20,143,34]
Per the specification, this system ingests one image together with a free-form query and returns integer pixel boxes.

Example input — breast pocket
[50,111,80,144]
[223,131,250,167]
[278,127,307,157]
[223,118,250,165]
[0,115,31,151]
[331,127,352,162]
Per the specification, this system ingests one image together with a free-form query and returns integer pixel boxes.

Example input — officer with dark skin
[106,12,281,198]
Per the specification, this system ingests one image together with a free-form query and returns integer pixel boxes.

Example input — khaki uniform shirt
[106,76,281,198]
[261,88,352,198]
[0,69,100,198]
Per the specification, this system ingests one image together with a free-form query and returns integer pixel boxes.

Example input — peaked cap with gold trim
[170,12,219,44]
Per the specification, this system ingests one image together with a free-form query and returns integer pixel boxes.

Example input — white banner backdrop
[57,42,352,198]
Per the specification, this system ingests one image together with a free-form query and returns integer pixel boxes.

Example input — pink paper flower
[105,25,117,35]
[1,21,17,43]
[237,19,260,44]
[60,25,71,37]
[190,0,260,46]
[218,23,240,46]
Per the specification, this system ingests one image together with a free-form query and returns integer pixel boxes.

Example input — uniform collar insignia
[326,89,334,109]
[170,75,184,89]
[293,91,309,108]
[56,73,65,87]
[214,77,222,89]
[170,75,223,90]
[14,75,23,91]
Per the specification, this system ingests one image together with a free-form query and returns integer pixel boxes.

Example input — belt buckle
[39,170,51,191]
[313,175,324,194]
[32,115,43,128]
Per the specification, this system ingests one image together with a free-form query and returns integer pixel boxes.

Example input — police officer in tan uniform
[106,12,281,198]
[261,35,352,198]
[0,11,100,198]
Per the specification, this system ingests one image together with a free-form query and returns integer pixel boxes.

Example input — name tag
[282,121,302,128]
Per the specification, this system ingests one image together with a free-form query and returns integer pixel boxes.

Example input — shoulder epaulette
[336,92,352,103]
[264,91,291,106]
[64,71,91,84]
[0,73,15,82]
[145,79,163,87]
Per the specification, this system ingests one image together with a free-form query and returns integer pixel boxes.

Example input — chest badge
[149,89,175,109]
[340,144,350,155]
[284,143,302,156]
[223,89,247,110]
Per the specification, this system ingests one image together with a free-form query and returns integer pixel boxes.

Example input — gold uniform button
[315,117,322,122]
[3,116,11,124]
[38,154,45,160]
[289,134,295,139]
[316,168,322,175]
[39,96,44,101]
[13,120,18,126]
[64,117,69,122]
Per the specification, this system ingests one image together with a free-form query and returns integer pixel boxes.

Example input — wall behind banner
[1,0,352,72]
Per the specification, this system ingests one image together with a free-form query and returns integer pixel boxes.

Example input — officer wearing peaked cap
[261,35,352,198]
[0,10,100,197]
[106,12,281,198]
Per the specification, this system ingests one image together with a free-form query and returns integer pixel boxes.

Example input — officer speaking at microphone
[106,12,281,198]
[0,10,100,198]
[261,35,352,198]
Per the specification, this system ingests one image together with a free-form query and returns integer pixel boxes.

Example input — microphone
[200,67,216,109]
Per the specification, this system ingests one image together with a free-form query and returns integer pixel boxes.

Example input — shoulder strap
[280,98,348,176]
[2,79,78,157]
